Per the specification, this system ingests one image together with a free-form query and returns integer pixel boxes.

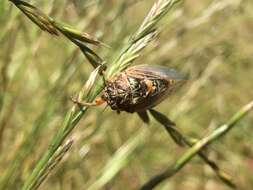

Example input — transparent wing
[125,64,187,81]
[122,65,187,112]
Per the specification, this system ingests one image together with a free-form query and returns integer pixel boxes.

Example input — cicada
[73,65,186,123]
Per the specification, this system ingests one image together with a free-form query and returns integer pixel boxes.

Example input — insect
[72,65,186,123]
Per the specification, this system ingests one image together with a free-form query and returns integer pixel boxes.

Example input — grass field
[0,0,253,189]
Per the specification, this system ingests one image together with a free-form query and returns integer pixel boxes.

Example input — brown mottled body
[101,65,186,113]
[72,65,186,123]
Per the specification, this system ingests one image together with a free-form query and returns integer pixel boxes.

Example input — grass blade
[141,100,253,189]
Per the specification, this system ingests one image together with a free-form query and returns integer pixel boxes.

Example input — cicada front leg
[71,96,105,108]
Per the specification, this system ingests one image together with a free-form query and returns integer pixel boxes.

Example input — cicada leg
[71,96,105,108]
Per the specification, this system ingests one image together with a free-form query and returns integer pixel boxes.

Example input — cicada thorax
[101,65,185,113]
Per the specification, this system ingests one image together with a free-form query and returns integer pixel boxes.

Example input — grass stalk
[8,0,103,68]
[141,100,253,189]
[149,109,236,188]
[30,140,73,190]
[87,127,148,190]
[8,0,183,189]
[0,50,81,190]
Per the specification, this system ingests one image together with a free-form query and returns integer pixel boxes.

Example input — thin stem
[149,109,236,188]
[141,100,253,190]
[15,0,181,189]
[8,0,104,68]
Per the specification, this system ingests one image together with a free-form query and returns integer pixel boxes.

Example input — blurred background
[0,0,253,189]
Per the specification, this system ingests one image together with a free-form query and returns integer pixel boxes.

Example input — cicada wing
[126,64,187,99]
[126,64,187,81]
[124,65,187,112]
